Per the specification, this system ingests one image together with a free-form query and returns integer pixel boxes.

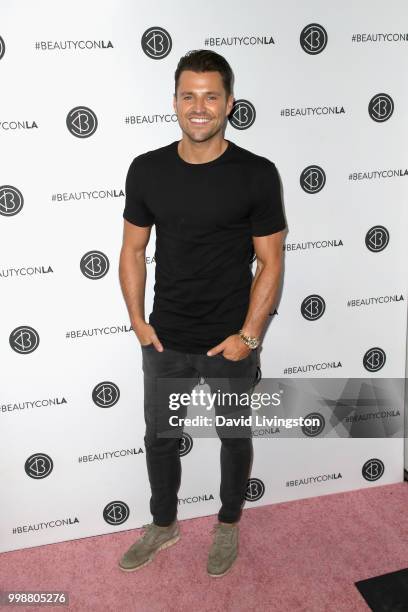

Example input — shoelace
[141,523,162,544]
[129,523,164,550]
[211,524,236,550]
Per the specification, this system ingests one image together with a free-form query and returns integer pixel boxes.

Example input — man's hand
[207,334,252,361]
[133,321,163,352]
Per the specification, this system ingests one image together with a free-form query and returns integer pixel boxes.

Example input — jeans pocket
[221,351,253,363]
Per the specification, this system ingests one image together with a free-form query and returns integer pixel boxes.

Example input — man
[118,49,286,577]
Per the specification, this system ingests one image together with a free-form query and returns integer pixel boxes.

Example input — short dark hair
[174,49,234,99]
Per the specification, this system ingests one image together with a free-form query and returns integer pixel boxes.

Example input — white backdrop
[1,0,408,553]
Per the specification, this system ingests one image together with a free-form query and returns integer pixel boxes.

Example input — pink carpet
[1,483,408,611]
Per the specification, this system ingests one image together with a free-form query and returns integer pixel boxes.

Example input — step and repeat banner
[1,0,408,553]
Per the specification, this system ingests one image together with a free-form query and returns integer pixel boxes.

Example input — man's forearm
[241,261,282,339]
[119,247,147,330]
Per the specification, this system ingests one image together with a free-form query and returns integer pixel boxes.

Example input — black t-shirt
[123,139,286,354]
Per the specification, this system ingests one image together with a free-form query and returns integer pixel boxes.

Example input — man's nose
[192,98,206,113]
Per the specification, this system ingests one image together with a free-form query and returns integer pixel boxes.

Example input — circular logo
[9,326,40,354]
[300,166,326,194]
[80,251,109,279]
[245,478,265,502]
[179,432,193,457]
[300,24,328,55]
[302,412,325,437]
[228,99,256,130]
[301,295,326,321]
[103,501,130,525]
[368,94,394,122]
[141,27,172,59]
[92,382,120,408]
[0,36,5,60]
[363,347,386,372]
[365,225,389,253]
[25,453,53,479]
[66,106,98,138]
[0,185,24,216]
[362,458,384,482]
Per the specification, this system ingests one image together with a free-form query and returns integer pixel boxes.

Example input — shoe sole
[207,553,237,578]
[118,533,180,572]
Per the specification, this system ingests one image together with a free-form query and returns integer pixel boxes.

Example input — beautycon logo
[103,501,129,525]
[228,99,256,130]
[0,265,53,279]
[365,226,389,252]
[284,239,343,252]
[302,413,325,436]
[80,251,109,279]
[141,27,172,59]
[362,458,384,481]
[66,106,98,138]
[25,453,53,479]
[368,93,394,122]
[92,382,120,408]
[0,120,38,131]
[363,348,386,372]
[245,478,265,501]
[300,165,326,193]
[9,326,40,354]
[0,185,24,216]
[301,295,326,321]
[300,24,328,54]
[179,432,193,457]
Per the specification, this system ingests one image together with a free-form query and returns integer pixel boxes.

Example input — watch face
[239,331,260,349]
[240,334,258,348]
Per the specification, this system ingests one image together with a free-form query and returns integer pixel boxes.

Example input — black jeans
[141,344,258,526]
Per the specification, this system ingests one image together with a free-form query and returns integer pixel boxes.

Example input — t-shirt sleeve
[122,157,155,227]
[250,160,286,237]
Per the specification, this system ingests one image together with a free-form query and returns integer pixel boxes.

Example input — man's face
[173,70,234,143]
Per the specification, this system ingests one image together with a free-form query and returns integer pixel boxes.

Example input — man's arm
[118,219,163,349]
[206,228,285,358]
[241,228,286,339]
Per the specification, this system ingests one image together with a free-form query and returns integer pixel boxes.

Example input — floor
[1,483,408,611]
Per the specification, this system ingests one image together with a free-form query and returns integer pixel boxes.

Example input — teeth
[191,118,210,123]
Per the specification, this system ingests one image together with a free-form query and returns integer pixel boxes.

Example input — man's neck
[177,137,228,164]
